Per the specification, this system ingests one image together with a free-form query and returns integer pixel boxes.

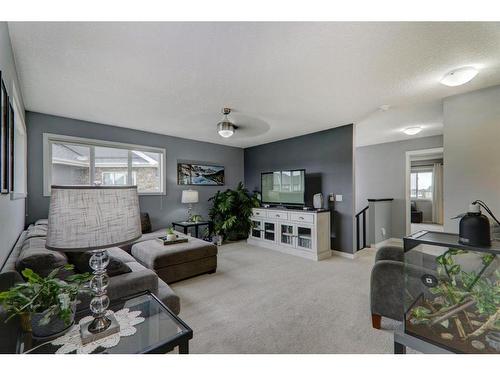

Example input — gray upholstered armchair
[0,271,23,353]
[370,245,405,328]
[370,245,437,329]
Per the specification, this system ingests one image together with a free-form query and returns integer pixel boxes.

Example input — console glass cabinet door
[263,221,276,242]
[279,224,295,247]
[250,219,263,240]
[296,225,314,251]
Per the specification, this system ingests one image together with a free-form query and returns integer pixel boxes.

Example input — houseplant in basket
[208,182,260,243]
[0,264,91,338]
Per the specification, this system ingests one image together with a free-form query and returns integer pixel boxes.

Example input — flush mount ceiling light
[403,126,423,136]
[440,66,478,87]
[217,108,237,138]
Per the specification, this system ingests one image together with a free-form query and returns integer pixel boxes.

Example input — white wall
[0,22,26,268]
[443,85,500,232]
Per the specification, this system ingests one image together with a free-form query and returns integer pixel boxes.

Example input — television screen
[261,170,305,205]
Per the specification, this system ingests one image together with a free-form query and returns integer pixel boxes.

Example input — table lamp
[181,189,198,221]
[45,186,142,344]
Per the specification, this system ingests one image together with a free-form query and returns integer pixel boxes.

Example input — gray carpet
[173,242,400,353]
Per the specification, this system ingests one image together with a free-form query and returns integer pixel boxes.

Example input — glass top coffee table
[17,291,193,354]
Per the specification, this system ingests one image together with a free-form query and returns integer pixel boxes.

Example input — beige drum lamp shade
[45,186,142,251]
[181,189,199,204]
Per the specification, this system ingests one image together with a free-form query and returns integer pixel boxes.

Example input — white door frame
[405,147,444,235]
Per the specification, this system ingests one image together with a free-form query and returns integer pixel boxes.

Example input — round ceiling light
[217,108,237,138]
[403,126,423,136]
[440,66,478,87]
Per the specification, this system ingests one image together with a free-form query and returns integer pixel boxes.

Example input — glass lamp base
[80,313,120,345]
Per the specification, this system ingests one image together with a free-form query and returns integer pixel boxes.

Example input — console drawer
[252,209,267,218]
[267,211,288,220]
[290,212,315,224]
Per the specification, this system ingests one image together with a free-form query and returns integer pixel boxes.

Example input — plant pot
[20,312,32,333]
[216,235,223,246]
[31,303,76,339]
[166,234,177,241]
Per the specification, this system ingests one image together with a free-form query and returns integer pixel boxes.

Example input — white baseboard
[372,237,403,249]
[331,247,374,259]
[331,249,355,259]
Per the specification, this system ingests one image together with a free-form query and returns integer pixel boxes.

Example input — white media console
[247,207,332,261]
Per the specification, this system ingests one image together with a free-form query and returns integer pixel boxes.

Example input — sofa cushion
[16,237,69,277]
[66,250,132,277]
[35,219,48,226]
[25,224,48,240]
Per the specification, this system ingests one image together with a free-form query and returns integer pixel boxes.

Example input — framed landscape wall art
[177,162,225,186]
[0,75,9,194]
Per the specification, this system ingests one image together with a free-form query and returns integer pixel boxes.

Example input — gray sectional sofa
[1,220,180,314]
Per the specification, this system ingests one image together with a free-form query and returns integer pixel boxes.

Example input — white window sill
[43,192,166,197]
[10,192,27,200]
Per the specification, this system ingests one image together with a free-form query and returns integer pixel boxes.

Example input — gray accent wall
[26,112,244,231]
[443,85,500,232]
[356,135,443,239]
[244,125,355,253]
[0,22,25,268]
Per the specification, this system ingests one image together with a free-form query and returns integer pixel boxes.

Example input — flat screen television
[261,169,305,206]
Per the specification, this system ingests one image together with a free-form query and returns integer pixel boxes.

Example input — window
[44,134,165,195]
[411,169,433,199]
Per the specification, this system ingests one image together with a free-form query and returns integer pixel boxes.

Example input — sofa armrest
[370,260,405,321]
[375,245,404,263]
[0,271,23,291]
[370,259,438,321]
[0,271,23,353]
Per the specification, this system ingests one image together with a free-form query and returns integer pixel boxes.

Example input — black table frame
[172,221,212,239]
[17,291,193,354]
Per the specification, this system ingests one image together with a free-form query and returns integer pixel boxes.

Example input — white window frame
[43,133,166,196]
[10,83,28,200]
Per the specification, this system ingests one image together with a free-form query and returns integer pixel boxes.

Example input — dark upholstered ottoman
[131,235,218,284]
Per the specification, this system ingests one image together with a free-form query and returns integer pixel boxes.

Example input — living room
[1,1,500,372]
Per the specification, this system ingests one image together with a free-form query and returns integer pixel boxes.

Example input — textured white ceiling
[8,22,500,148]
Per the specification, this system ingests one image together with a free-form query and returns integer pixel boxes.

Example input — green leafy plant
[0,265,91,326]
[189,214,203,223]
[410,248,499,341]
[166,227,175,235]
[208,182,260,241]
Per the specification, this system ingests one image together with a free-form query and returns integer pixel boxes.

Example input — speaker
[313,193,323,209]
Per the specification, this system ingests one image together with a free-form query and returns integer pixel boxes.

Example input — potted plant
[166,227,177,241]
[208,182,260,244]
[0,265,91,338]
[190,214,203,223]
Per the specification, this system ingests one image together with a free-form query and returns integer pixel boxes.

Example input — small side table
[18,292,193,354]
[172,221,212,239]
[394,330,452,354]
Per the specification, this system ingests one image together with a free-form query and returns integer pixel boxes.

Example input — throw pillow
[16,237,70,278]
[66,252,132,277]
[140,212,152,234]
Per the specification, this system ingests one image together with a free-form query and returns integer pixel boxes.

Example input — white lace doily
[50,308,145,354]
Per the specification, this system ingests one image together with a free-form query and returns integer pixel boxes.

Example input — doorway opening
[405,147,444,235]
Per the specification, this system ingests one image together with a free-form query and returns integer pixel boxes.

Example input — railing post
[356,216,360,251]
[363,211,367,249]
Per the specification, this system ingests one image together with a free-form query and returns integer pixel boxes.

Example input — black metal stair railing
[355,205,369,251]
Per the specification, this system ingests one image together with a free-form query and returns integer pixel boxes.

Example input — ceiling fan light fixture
[217,108,237,138]
[440,66,478,87]
[217,121,235,138]
[403,126,423,136]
